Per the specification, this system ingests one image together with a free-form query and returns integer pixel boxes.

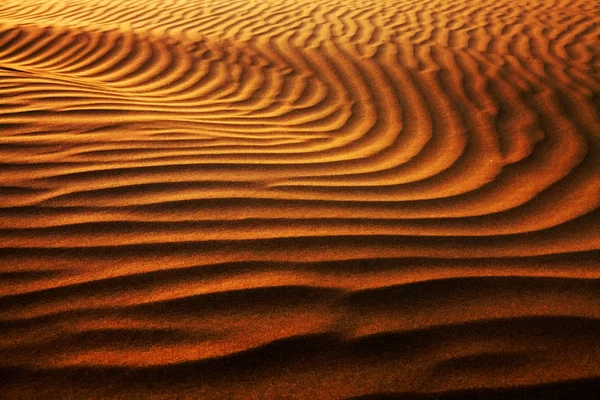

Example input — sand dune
[1,0,599,398]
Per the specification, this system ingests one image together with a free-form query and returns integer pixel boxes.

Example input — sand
[0,0,599,398]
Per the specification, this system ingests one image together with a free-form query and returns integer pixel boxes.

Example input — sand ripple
[1,0,599,398]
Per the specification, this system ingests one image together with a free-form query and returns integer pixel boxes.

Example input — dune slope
[0,0,599,398]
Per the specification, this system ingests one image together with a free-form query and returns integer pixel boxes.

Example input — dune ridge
[0,0,599,398]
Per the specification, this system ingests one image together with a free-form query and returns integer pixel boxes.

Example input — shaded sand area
[1,0,599,398]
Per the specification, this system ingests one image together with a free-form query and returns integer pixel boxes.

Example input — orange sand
[0,0,599,398]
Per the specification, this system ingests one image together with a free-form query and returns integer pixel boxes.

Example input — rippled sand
[1,0,599,398]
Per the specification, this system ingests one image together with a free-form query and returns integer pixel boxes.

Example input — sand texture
[1,0,599,398]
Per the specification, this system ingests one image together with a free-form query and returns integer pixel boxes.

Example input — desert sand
[0,0,599,398]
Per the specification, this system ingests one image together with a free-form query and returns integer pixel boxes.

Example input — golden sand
[0,0,599,398]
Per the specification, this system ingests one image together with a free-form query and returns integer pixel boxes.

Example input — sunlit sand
[1,0,599,398]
